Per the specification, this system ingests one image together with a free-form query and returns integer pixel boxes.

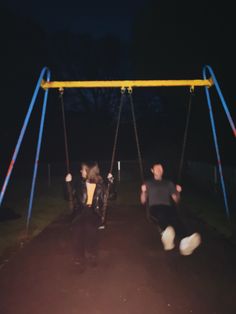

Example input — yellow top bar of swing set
[41,79,213,89]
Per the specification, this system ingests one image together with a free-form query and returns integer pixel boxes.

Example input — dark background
[0,0,235,174]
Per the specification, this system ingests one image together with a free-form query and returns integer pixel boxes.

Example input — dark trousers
[75,207,101,259]
[149,205,189,239]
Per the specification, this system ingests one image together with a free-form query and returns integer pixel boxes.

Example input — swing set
[0,65,235,231]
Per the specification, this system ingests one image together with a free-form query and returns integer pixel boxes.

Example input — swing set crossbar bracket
[41,79,213,89]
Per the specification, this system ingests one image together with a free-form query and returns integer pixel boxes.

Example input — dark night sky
[1,0,236,168]
[3,0,235,80]
[4,0,145,40]
[3,0,235,83]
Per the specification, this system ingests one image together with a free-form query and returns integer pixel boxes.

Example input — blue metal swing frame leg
[203,65,236,219]
[26,84,50,230]
[0,67,51,230]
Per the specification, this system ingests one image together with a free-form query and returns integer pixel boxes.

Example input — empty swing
[108,87,144,183]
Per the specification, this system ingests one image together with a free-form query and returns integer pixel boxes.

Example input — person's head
[80,161,102,183]
[151,163,164,180]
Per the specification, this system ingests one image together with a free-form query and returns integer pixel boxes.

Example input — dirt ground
[0,203,235,314]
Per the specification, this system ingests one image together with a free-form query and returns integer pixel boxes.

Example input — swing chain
[58,88,70,174]
[177,87,194,183]
[128,91,144,182]
[109,87,144,182]
[58,88,74,213]
[109,90,125,174]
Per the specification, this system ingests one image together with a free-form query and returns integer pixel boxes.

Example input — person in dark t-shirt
[141,163,201,256]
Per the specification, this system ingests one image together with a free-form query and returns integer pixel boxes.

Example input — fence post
[118,161,121,182]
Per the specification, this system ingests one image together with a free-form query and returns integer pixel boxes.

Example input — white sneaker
[161,226,175,250]
[98,225,105,230]
[179,233,201,256]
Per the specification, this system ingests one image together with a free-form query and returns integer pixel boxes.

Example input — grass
[182,185,235,239]
[0,176,68,259]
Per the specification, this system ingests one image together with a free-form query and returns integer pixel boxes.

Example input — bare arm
[171,184,182,204]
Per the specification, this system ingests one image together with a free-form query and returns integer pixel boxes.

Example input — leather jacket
[67,179,107,219]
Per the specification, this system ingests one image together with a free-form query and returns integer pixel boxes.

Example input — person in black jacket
[65,161,107,271]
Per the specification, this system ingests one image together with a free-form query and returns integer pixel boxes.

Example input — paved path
[0,203,235,314]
